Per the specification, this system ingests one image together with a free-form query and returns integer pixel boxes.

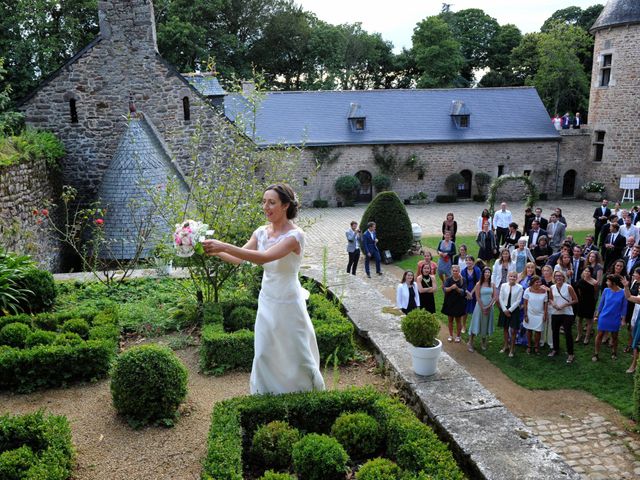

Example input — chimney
[98,0,158,53]
[241,81,256,97]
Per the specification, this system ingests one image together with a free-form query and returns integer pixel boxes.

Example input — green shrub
[434,195,456,203]
[330,412,382,458]
[312,199,329,208]
[0,314,31,331]
[0,410,74,480]
[203,302,224,326]
[25,330,57,348]
[400,309,440,348]
[0,322,31,348]
[444,173,465,197]
[259,471,295,480]
[32,313,60,331]
[355,458,402,480]
[0,445,36,480]
[360,191,412,260]
[61,318,91,339]
[53,332,83,346]
[252,420,300,469]
[17,268,56,313]
[335,175,361,206]
[292,433,349,480]
[225,306,256,332]
[373,174,391,192]
[110,344,188,428]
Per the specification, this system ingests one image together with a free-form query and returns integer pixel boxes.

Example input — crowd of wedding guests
[390,199,640,373]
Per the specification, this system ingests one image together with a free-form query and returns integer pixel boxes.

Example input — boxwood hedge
[0,307,119,392]
[202,387,463,480]
[200,294,354,375]
[0,410,74,480]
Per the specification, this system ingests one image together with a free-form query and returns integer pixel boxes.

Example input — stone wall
[557,129,592,197]
[0,159,61,270]
[587,23,640,196]
[298,140,561,206]
[19,0,230,204]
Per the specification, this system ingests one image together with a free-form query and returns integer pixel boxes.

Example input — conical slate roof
[590,0,640,32]
[97,115,187,259]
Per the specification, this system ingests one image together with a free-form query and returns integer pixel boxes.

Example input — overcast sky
[294,0,603,52]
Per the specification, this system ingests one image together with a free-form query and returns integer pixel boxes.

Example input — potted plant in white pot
[400,309,442,376]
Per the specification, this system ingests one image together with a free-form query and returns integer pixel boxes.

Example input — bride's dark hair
[266,183,298,219]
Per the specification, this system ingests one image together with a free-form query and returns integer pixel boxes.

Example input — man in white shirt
[493,202,512,248]
[620,215,639,243]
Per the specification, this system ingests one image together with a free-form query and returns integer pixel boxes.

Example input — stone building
[224,88,588,206]
[18,0,228,204]
[587,0,640,197]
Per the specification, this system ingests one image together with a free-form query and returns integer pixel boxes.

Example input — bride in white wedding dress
[202,184,325,394]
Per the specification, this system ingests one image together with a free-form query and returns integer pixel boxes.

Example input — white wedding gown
[250,226,326,395]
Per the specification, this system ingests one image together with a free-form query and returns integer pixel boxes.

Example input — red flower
[40,208,49,217]
[32,209,39,216]
[95,218,104,226]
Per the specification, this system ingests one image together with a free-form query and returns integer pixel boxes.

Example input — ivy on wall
[487,173,539,214]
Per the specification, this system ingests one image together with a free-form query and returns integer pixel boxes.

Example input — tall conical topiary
[360,191,413,260]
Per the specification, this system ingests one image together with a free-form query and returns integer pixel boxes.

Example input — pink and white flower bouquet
[174,220,213,257]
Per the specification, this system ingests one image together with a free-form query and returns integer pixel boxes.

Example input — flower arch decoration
[487,173,539,215]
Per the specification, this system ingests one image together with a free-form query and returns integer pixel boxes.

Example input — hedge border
[0,307,119,392]
[0,410,74,480]
[200,294,354,375]
[202,387,463,480]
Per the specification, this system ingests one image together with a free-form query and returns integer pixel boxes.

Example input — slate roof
[185,73,226,96]
[591,0,640,32]
[224,87,559,147]
[97,115,188,260]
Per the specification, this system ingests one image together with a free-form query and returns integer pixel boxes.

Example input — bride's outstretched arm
[203,235,298,265]
[206,235,258,265]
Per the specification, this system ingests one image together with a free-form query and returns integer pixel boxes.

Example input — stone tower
[587,0,640,194]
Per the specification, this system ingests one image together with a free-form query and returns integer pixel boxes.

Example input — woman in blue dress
[461,256,481,335]
[437,230,456,285]
[468,267,495,352]
[592,274,627,362]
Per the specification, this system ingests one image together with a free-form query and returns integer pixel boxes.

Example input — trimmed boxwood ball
[17,268,56,313]
[61,318,91,339]
[53,331,84,345]
[330,412,382,458]
[25,330,57,348]
[0,445,37,480]
[259,471,296,480]
[401,309,440,348]
[360,191,413,260]
[225,306,256,332]
[110,344,188,427]
[292,433,349,480]
[355,458,402,480]
[252,420,300,469]
[0,322,31,348]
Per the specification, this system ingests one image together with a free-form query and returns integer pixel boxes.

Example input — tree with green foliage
[440,8,500,83]
[478,24,523,87]
[360,192,412,260]
[411,16,464,88]
[540,4,604,32]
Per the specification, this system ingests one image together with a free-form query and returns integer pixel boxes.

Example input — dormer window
[348,102,366,132]
[450,100,470,129]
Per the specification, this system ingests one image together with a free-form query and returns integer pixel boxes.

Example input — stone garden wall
[0,159,61,270]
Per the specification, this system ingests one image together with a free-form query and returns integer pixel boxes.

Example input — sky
[294,0,604,52]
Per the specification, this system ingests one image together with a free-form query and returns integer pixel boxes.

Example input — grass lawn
[394,229,637,419]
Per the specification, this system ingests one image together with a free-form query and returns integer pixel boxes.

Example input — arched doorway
[458,170,472,199]
[562,170,577,197]
[355,170,372,203]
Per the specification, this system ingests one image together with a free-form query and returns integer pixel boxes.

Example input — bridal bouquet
[173,220,213,257]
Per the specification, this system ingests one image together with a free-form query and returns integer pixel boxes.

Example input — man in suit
[599,215,618,249]
[362,221,382,278]
[533,207,548,230]
[569,245,585,285]
[561,112,571,129]
[546,213,566,253]
[593,199,611,245]
[345,221,361,275]
[527,220,547,249]
[603,222,627,271]
[581,235,599,257]
[572,112,582,129]
[622,236,636,260]
[623,245,640,279]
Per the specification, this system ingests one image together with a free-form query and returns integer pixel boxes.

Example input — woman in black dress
[441,212,458,243]
[417,262,437,313]
[503,222,521,252]
[532,235,553,273]
[442,265,467,343]
[574,267,599,344]
[476,222,497,263]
